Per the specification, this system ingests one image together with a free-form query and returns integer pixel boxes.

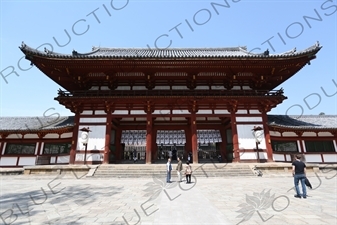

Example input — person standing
[292,154,307,198]
[184,161,192,184]
[176,157,183,182]
[166,158,172,183]
[133,149,137,163]
[187,152,192,163]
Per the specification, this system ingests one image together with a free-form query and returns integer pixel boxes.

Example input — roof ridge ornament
[263,49,269,56]
[21,41,26,49]
[44,47,53,55]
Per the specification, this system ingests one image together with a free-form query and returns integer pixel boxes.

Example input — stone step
[92,173,256,178]
[92,164,256,177]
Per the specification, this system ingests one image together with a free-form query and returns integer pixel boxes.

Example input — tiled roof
[0,116,74,132]
[0,115,336,133]
[19,41,322,59]
[267,115,337,130]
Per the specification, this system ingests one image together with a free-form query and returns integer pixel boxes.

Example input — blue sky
[0,0,336,117]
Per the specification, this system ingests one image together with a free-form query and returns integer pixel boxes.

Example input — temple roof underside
[19,42,322,92]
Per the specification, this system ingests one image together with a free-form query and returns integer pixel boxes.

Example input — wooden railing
[57,89,284,98]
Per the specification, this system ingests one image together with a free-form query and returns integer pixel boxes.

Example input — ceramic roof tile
[267,115,337,129]
[19,42,322,59]
[0,116,74,132]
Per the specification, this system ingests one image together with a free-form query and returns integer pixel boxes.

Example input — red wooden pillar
[219,129,227,161]
[103,111,112,164]
[69,113,80,164]
[146,114,153,164]
[0,135,7,155]
[184,128,191,160]
[261,112,273,162]
[115,128,122,161]
[151,128,157,162]
[190,114,198,164]
[36,133,45,156]
[230,111,240,162]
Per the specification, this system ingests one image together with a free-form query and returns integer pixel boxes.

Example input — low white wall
[18,157,36,166]
[0,157,17,166]
[322,154,337,163]
[57,156,70,163]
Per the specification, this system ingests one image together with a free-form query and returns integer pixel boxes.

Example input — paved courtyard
[0,171,336,225]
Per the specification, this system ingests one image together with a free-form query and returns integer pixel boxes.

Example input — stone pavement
[0,171,336,225]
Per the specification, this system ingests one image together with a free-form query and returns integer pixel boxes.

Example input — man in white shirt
[166,158,172,183]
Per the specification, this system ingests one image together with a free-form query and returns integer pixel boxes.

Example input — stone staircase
[91,163,257,178]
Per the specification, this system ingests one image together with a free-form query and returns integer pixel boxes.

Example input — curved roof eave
[268,125,337,131]
[19,41,322,60]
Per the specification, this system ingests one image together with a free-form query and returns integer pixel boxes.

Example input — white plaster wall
[286,154,292,161]
[211,86,223,90]
[259,152,268,160]
[195,86,209,90]
[77,125,106,151]
[121,118,134,121]
[282,132,297,137]
[154,86,170,90]
[100,86,110,90]
[237,124,266,150]
[7,134,22,139]
[172,110,189,114]
[136,118,146,121]
[51,157,56,164]
[95,110,107,115]
[24,134,39,139]
[75,154,84,161]
[197,110,213,114]
[80,118,106,123]
[249,110,261,114]
[236,117,263,122]
[153,110,170,115]
[60,133,73,138]
[18,157,36,166]
[322,154,337,163]
[302,132,317,137]
[133,86,147,90]
[81,110,93,115]
[240,152,267,160]
[242,86,252,90]
[317,132,334,137]
[305,154,322,163]
[273,154,285,161]
[236,110,248,114]
[113,110,129,115]
[57,156,70,163]
[44,134,59,139]
[130,110,146,115]
[171,117,185,121]
[116,86,131,90]
[86,153,103,162]
[214,110,230,114]
[0,157,17,166]
[269,131,281,137]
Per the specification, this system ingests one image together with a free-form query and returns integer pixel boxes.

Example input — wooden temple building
[0,42,336,167]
